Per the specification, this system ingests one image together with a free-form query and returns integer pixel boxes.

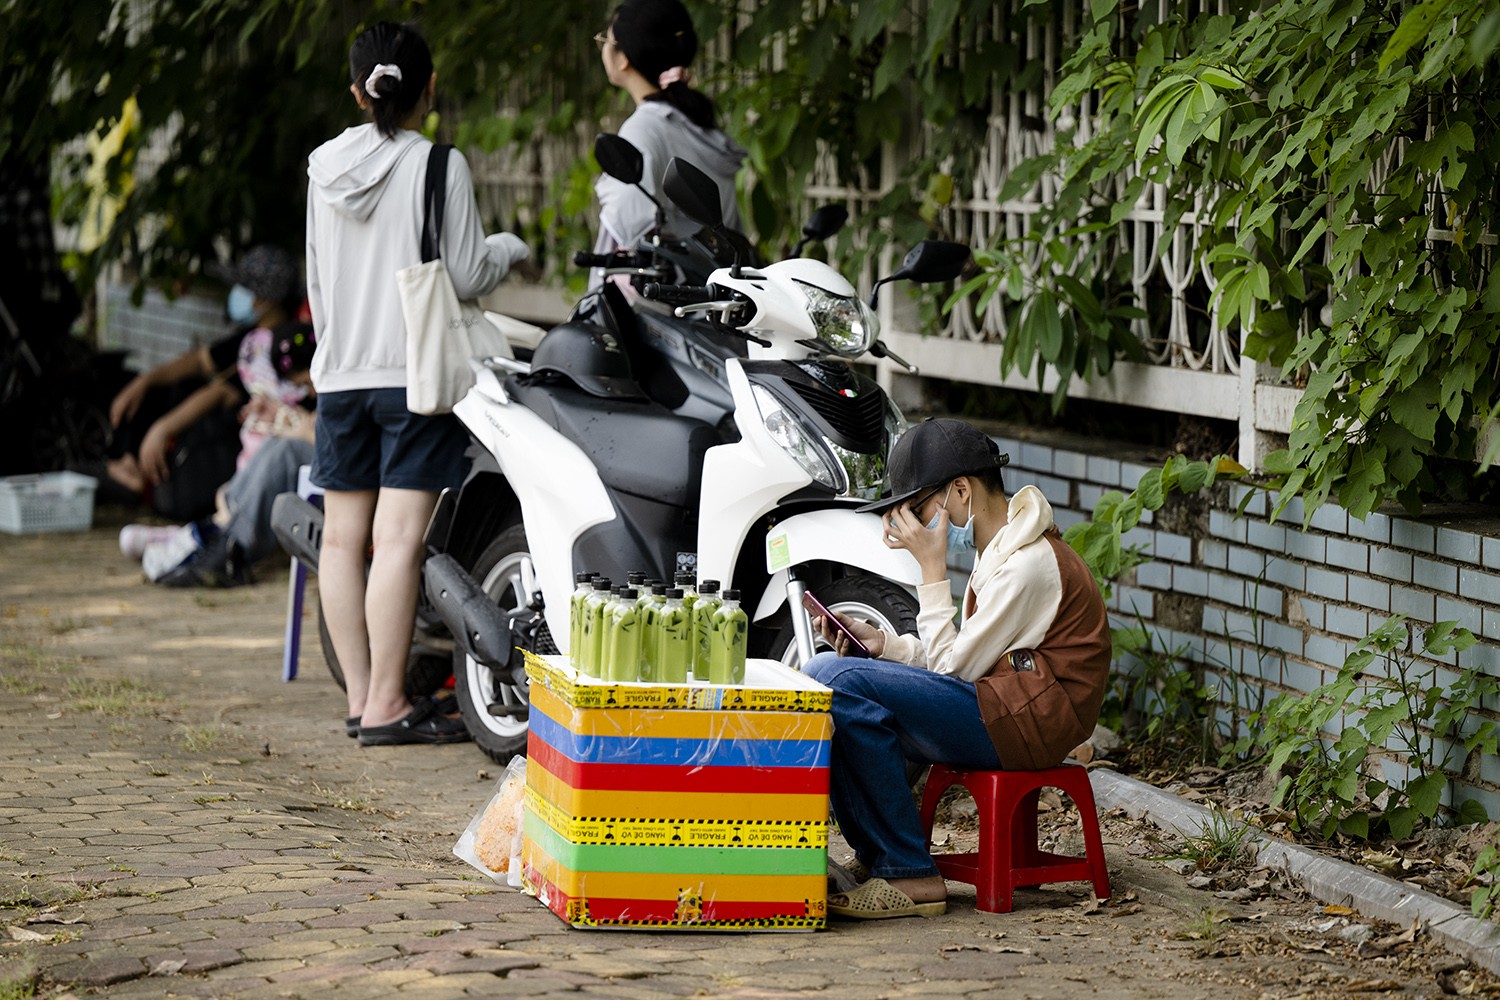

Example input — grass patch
[63,677,163,717]
[1162,808,1258,874]
[176,724,225,753]
[1176,906,1232,941]
[311,782,374,813]
[0,955,38,1000]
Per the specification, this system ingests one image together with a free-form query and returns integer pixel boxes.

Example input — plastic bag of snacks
[453,755,527,888]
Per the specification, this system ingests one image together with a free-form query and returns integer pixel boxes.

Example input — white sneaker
[119,523,183,560]
[142,524,204,581]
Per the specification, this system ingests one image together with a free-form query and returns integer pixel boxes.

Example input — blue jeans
[804,652,1002,880]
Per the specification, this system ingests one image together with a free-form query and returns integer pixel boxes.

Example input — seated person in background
[122,323,317,587]
[106,245,303,520]
[801,418,1111,921]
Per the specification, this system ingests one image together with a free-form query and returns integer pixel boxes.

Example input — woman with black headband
[590,0,745,276]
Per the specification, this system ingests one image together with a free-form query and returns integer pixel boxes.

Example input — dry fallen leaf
[149,959,186,976]
[1108,903,1144,917]
[7,926,53,942]
[1344,979,1403,992]
[1322,904,1357,916]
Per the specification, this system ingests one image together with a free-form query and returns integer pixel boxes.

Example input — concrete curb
[1091,768,1500,976]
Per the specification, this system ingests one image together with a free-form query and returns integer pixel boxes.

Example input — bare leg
[319,489,376,721]
[358,487,438,729]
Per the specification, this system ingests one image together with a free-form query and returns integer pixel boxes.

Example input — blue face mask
[924,483,975,554]
[227,284,258,325]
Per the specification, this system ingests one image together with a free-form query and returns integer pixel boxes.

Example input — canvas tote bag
[398,144,511,415]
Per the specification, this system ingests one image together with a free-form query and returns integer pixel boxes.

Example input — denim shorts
[311,388,470,492]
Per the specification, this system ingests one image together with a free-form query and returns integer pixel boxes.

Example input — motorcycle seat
[504,377,716,510]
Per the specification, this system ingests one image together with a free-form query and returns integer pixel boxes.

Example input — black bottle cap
[722,589,741,601]
[666,588,684,599]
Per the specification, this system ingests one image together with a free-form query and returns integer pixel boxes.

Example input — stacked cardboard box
[521,652,831,930]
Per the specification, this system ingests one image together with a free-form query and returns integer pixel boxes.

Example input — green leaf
[1386,805,1417,840]
[1380,0,1458,72]
[1090,0,1119,21]
[1406,773,1446,818]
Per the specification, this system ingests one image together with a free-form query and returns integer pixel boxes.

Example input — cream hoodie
[881,485,1062,678]
[305,125,527,393]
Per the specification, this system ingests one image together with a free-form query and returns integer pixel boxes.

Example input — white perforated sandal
[827,877,947,920]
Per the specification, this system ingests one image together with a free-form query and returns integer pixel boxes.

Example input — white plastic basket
[0,472,98,535]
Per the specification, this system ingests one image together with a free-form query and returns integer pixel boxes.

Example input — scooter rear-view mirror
[791,204,849,257]
[662,157,725,229]
[594,133,644,185]
[867,240,971,307]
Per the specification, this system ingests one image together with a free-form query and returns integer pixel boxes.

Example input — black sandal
[345,716,360,738]
[357,699,470,746]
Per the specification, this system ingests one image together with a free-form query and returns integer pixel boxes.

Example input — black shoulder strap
[419,143,453,264]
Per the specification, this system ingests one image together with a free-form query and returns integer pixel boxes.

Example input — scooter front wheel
[453,523,545,763]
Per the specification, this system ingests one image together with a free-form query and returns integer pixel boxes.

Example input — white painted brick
[1412,556,1458,593]
[1483,608,1500,643]
[1299,597,1326,630]
[1308,503,1349,534]
[1077,483,1106,512]
[1285,530,1326,561]
[1054,507,1087,531]
[1114,585,1155,619]
[1136,561,1172,590]
[1390,519,1437,552]
[1246,518,1285,552]
[1370,546,1414,583]
[1434,596,1483,634]
[1019,442,1054,474]
[1347,576,1391,613]
[1437,527,1481,562]
[1052,450,1087,478]
[1029,473,1072,508]
[1459,566,1500,606]
[1391,585,1436,623]
[1483,536,1500,572]
[1260,621,1304,658]
[1305,566,1347,601]
[1209,572,1243,605]
[1086,455,1122,487]
[1153,531,1193,563]
[1121,526,1152,549]
[1201,540,1229,570]
[1230,484,1268,519]
[1346,511,1392,544]
[1209,509,1248,543]
[1228,546,1268,580]
[1202,605,1229,634]
[1285,655,1333,692]
[1174,566,1210,597]
[1326,605,1370,639]
[1325,537,1370,574]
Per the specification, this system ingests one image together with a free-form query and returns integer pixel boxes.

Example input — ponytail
[348,22,434,139]
[610,0,719,131]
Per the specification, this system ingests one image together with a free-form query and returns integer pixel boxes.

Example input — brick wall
[100,283,230,372]
[984,428,1500,819]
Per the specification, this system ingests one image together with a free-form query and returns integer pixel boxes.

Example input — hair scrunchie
[657,66,691,88]
[364,63,404,99]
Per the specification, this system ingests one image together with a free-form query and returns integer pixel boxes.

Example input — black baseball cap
[209,245,302,307]
[855,418,1010,514]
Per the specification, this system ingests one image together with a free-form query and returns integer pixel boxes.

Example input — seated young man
[803,418,1111,920]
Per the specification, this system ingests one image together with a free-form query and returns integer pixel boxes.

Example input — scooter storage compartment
[520,652,831,931]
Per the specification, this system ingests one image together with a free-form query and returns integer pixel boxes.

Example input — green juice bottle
[656,588,691,683]
[606,587,641,683]
[569,572,593,671]
[580,579,613,678]
[638,584,669,682]
[691,580,721,682]
[709,590,748,686]
[675,572,698,614]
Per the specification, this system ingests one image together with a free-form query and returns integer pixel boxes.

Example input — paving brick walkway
[0,513,1491,998]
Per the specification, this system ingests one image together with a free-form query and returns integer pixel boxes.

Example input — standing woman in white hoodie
[305,23,528,746]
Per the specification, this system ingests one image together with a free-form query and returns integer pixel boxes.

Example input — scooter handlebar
[640,283,717,306]
[572,251,615,268]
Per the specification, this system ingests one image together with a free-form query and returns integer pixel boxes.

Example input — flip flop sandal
[345,716,360,739]
[827,877,946,920]
[358,699,470,746]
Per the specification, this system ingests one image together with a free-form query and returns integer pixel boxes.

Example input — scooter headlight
[795,281,879,357]
[751,385,845,492]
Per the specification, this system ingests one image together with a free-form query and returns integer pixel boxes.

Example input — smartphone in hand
[802,591,871,657]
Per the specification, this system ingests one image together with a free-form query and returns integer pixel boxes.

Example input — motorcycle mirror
[662,158,724,229]
[868,240,971,307]
[596,132,665,234]
[594,133,644,185]
[791,204,849,257]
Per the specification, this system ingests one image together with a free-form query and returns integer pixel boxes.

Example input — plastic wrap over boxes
[521,652,831,931]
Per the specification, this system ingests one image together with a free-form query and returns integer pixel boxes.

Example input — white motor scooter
[421,157,970,762]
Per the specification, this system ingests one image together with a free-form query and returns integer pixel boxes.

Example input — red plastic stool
[919,763,1110,913]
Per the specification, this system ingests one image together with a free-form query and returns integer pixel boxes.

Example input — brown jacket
[882,486,1112,770]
